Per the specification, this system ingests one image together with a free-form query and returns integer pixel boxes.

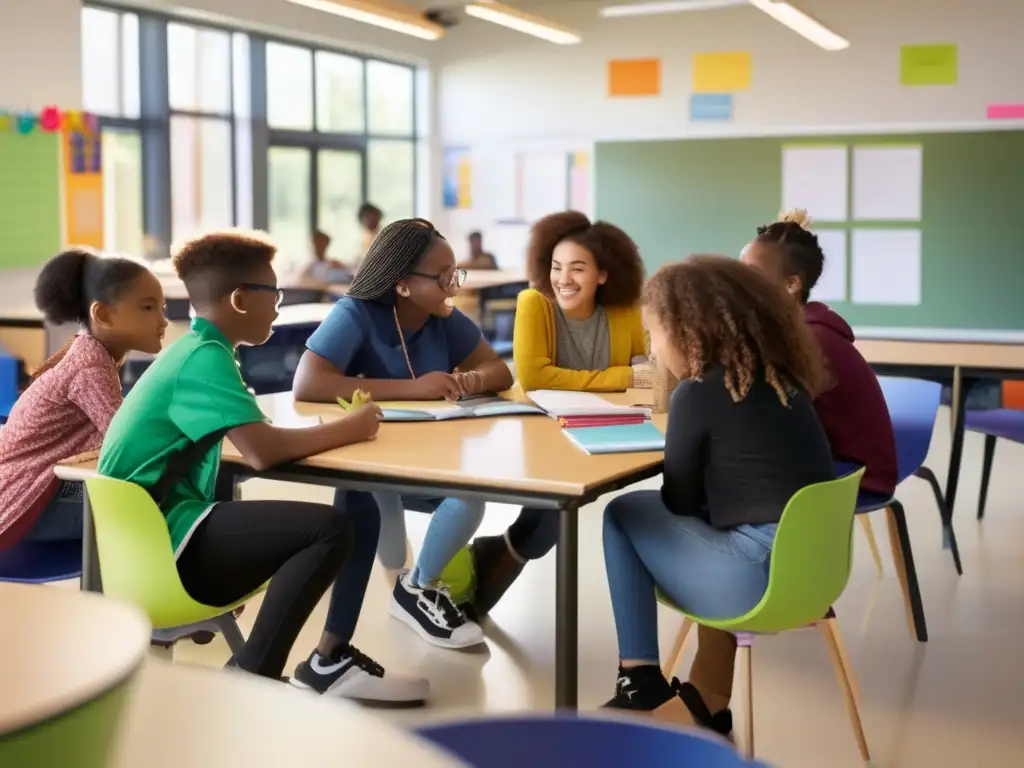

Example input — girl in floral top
[0,248,167,549]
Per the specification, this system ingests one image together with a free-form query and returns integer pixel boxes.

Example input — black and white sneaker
[602,664,678,712]
[291,645,429,707]
[389,570,485,649]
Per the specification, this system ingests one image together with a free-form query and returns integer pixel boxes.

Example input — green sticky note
[900,44,958,86]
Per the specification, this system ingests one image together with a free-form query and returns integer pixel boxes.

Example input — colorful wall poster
[608,58,661,97]
[692,51,751,93]
[63,122,104,249]
[900,44,958,86]
[442,146,472,210]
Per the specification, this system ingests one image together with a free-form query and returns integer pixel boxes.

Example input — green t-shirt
[98,318,265,555]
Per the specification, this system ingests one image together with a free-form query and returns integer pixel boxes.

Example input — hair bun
[34,248,96,325]
[779,208,813,231]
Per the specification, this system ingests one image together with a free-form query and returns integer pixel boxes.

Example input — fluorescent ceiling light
[284,0,445,40]
[749,0,848,50]
[464,1,582,44]
[601,0,745,18]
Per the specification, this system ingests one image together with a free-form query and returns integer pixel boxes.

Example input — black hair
[357,203,383,223]
[34,247,149,326]
[347,218,446,305]
[468,231,482,239]
[754,208,824,304]
[173,230,277,307]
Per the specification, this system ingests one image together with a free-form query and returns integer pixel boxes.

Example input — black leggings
[176,500,352,678]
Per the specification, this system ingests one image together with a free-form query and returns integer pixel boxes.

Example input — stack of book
[527,390,666,455]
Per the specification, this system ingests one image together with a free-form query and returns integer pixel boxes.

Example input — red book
[559,415,649,429]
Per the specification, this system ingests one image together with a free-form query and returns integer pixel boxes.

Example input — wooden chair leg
[736,644,755,760]
[818,618,871,763]
[858,514,884,577]
[885,503,928,642]
[661,617,694,679]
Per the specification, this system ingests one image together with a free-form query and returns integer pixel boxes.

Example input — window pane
[120,13,140,119]
[268,147,312,274]
[233,34,253,229]
[318,151,364,264]
[366,61,414,135]
[168,23,231,114]
[101,129,144,256]
[81,7,120,116]
[267,43,313,130]
[170,116,234,245]
[368,140,414,221]
[316,52,364,133]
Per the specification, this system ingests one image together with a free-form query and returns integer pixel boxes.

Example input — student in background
[353,203,384,270]
[0,249,166,549]
[457,231,498,271]
[304,229,352,283]
[293,218,514,650]
[459,211,650,620]
[601,256,832,729]
[98,232,428,705]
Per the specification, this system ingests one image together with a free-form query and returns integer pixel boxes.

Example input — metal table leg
[554,502,579,710]
[944,372,974,520]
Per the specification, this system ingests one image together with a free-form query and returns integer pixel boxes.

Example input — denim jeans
[24,482,84,543]
[603,490,777,663]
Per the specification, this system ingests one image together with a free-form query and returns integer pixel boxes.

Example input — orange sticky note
[608,58,661,97]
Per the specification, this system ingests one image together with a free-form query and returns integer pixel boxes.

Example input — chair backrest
[739,468,864,633]
[877,376,941,481]
[418,716,765,767]
[83,476,207,628]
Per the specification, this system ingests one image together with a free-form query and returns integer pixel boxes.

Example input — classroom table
[112,660,465,767]
[56,391,666,710]
[854,338,1024,516]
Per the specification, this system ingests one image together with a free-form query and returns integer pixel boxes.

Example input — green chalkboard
[0,131,62,269]
[595,130,1024,331]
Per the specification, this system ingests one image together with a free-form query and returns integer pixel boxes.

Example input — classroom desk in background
[112,661,463,767]
[57,391,666,711]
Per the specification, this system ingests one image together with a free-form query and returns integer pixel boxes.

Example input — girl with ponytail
[0,248,167,549]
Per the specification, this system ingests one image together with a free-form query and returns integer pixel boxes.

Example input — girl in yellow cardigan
[461,211,648,620]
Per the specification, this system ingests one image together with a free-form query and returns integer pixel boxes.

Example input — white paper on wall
[852,145,923,221]
[520,151,569,223]
[851,228,922,305]
[811,229,847,302]
[472,150,521,222]
[781,145,848,223]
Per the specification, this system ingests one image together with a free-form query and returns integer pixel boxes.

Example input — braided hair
[347,218,446,304]
[754,208,825,303]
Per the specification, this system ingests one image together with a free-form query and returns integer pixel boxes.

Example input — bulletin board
[0,131,62,268]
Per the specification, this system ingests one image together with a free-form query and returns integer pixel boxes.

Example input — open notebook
[563,422,666,455]
[380,396,544,422]
[527,390,652,420]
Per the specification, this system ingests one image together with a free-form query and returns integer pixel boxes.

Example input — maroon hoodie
[804,302,898,497]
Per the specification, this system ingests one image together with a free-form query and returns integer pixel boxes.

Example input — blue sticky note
[690,93,733,122]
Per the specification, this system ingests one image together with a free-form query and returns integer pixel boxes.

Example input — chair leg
[661,617,694,679]
[885,502,928,642]
[736,643,755,760]
[405,536,415,569]
[857,514,884,577]
[914,466,963,575]
[213,614,247,659]
[978,435,997,521]
[818,618,871,763]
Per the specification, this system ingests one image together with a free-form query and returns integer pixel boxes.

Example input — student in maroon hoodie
[672,209,899,738]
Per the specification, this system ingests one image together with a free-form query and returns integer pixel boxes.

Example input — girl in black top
[601,255,833,728]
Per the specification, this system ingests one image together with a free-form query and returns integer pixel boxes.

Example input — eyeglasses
[408,268,467,290]
[240,282,284,308]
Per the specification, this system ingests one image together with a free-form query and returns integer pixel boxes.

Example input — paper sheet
[852,145,922,221]
[851,228,922,305]
[472,150,521,222]
[781,146,848,223]
[520,151,569,223]
[811,229,847,302]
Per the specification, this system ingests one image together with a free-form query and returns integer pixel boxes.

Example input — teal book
[381,397,544,422]
[563,422,666,455]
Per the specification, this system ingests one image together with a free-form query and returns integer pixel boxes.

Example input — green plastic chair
[659,469,869,764]
[84,476,266,657]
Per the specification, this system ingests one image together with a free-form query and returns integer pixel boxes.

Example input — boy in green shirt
[99,231,428,706]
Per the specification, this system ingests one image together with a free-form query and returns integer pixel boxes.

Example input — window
[267,43,313,131]
[101,130,144,255]
[82,7,140,118]
[367,60,414,136]
[268,147,312,272]
[369,140,415,221]
[316,52,364,133]
[168,23,232,114]
[318,151,364,261]
[170,116,233,245]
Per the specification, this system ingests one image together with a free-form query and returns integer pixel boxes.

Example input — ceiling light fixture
[748,0,848,50]
[464,1,582,44]
[600,0,746,18]
[284,0,445,41]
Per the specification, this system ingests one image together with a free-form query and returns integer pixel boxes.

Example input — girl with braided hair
[294,218,513,652]
[600,255,834,730]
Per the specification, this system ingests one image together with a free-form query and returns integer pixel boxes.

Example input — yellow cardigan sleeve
[629,305,647,358]
[513,289,634,392]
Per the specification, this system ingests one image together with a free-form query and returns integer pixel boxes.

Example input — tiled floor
[174,411,1024,767]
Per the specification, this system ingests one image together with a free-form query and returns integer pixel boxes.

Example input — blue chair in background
[0,539,82,583]
[0,347,19,423]
[966,408,1024,520]
[417,716,766,768]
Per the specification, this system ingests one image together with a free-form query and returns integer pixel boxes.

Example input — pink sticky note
[987,104,1024,120]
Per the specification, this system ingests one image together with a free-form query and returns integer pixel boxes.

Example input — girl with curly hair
[600,255,834,729]
[459,212,650,621]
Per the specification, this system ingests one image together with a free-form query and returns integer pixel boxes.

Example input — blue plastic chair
[0,538,82,583]
[966,409,1024,520]
[0,349,19,423]
[417,716,766,768]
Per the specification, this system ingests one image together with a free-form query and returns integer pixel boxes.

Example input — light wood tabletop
[111,661,465,767]
[854,338,1024,371]
[0,583,150,737]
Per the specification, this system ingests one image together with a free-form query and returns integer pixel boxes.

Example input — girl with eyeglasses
[294,218,514,653]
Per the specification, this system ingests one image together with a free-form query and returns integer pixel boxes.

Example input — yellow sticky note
[692,51,752,93]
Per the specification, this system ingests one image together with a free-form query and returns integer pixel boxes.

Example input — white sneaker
[291,645,429,707]
[389,570,485,649]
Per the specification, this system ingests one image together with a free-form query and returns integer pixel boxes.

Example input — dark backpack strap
[147,428,232,507]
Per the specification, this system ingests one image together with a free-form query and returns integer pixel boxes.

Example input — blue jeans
[24,482,84,543]
[603,490,777,664]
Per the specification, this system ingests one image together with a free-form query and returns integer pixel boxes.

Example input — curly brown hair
[642,254,828,404]
[526,211,644,307]
[172,230,277,307]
